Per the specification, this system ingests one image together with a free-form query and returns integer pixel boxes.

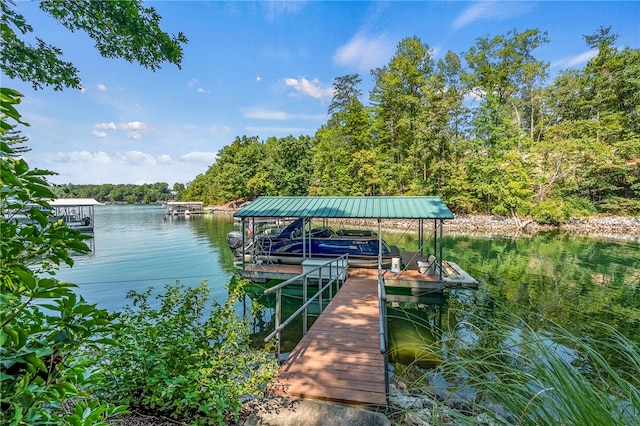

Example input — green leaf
[15,269,37,290]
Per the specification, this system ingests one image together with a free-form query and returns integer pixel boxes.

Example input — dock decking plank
[270,275,387,406]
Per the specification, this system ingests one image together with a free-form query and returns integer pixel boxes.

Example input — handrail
[377,269,387,354]
[263,254,349,358]
[378,269,389,396]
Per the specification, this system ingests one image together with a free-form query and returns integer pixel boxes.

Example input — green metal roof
[233,196,454,219]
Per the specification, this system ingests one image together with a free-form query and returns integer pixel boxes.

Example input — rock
[403,410,432,426]
[243,395,390,426]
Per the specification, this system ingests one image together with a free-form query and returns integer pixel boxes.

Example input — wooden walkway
[270,274,387,406]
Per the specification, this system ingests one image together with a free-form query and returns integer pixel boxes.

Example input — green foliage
[1,93,125,425]
[2,0,187,91]
[183,135,314,204]
[53,182,174,204]
[562,195,597,217]
[89,280,278,425]
[425,315,640,425]
[531,199,570,225]
[597,196,640,215]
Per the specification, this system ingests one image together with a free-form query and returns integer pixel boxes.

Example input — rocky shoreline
[211,206,640,238]
[319,215,640,240]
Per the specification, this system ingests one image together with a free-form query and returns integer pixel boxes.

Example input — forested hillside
[183,27,639,223]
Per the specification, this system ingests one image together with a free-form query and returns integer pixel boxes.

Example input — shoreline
[209,207,640,239]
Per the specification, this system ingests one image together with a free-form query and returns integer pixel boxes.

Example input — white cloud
[452,1,534,31]
[116,151,156,166]
[242,107,326,121]
[94,121,150,139]
[48,151,111,164]
[262,1,306,21]
[284,77,333,101]
[97,83,107,91]
[197,88,206,93]
[333,33,395,72]
[119,121,150,132]
[95,122,117,130]
[256,76,262,81]
[179,151,218,165]
[551,50,598,69]
[187,78,199,88]
[118,121,150,140]
[157,154,173,165]
[212,126,232,135]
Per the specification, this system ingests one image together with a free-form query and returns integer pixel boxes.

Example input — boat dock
[270,272,387,406]
[240,260,479,291]
[164,201,204,215]
[49,198,101,232]
[231,196,480,408]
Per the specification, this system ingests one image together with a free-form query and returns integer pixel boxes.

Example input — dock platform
[270,274,387,406]
[239,261,477,290]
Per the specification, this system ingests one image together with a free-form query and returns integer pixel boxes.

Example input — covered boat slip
[49,198,101,232]
[233,196,478,288]
[164,201,204,215]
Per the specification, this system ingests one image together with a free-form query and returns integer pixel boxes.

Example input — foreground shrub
[88,279,278,425]
[1,90,125,425]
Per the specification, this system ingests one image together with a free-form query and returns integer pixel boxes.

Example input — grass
[392,312,640,425]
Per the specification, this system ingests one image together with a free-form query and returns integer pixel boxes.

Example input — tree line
[182,27,639,224]
[52,182,185,204]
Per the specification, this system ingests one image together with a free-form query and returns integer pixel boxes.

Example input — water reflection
[386,292,448,368]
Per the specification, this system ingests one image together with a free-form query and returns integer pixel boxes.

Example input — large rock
[243,395,390,426]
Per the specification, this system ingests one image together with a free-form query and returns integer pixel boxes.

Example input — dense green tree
[309,124,355,195]
[1,0,187,91]
[310,74,373,195]
[2,89,125,425]
[370,37,435,192]
[464,29,549,151]
[261,135,313,196]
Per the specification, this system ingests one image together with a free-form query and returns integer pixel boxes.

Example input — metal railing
[378,269,389,396]
[263,254,349,358]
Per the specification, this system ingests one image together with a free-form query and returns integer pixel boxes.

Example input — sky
[4,1,639,186]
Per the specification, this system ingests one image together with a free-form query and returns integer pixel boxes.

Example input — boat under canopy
[230,196,478,286]
[228,217,400,268]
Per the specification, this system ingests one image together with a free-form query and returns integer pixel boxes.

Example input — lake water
[54,204,238,312]
[54,205,640,368]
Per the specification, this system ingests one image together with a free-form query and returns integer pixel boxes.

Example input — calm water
[54,204,238,312]
[55,205,640,365]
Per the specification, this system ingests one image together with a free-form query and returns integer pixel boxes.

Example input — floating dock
[270,273,387,406]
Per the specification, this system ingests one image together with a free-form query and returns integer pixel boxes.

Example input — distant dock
[164,201,204,216]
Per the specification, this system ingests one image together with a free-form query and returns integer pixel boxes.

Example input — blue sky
[5,1,639,186]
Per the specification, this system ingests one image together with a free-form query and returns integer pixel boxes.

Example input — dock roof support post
[418,219,423,256]
[433,219,437,259]
[241,219,246,269]
[439,219,444,281]
[302,217,306,259]
[377,219,382,272]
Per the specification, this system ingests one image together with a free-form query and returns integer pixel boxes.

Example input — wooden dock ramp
[270,274,387,407]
